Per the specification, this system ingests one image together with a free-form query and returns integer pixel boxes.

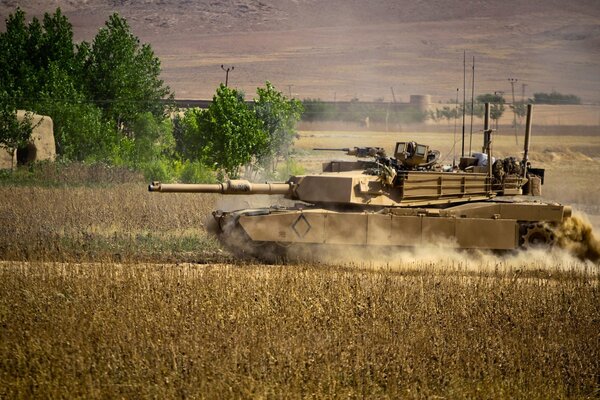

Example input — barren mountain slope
[1,0,599,101]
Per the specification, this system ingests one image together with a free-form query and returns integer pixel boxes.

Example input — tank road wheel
[520,223,556,248]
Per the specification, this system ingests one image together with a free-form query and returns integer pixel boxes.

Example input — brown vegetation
[1,262,598,398]
[0,182,221,263]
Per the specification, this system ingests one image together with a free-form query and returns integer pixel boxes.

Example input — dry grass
[0,262,598,399]
[0,183,222,263]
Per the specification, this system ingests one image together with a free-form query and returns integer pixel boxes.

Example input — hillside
[1,0,599,102]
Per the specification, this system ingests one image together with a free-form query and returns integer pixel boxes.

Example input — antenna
[483,102,492,194]
[461,50,466,158]
[522,104,533,178]
[468,56,475,155]
[453,88,459,167]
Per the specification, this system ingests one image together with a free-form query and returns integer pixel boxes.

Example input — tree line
[431,90,581,127]
[0,8,302,181]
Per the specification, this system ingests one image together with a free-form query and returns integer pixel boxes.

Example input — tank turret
[149,104,571,260]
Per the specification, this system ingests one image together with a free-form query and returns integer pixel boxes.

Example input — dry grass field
[1,131,600,397]
[1,262,599,398]
[0,183,221,264]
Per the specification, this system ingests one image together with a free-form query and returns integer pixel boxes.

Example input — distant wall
[0,112,55,169]
[168,95,433,113]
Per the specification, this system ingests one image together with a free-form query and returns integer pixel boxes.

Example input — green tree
[476,93,505,124]
[128,112,175,166]
[0,91,36,168]
[533,91,581,105]
[0,8,79,109]
[174,109,205,161]
[435,105,459,125]
[253,82,303,171]
[120,112,176,181]
[0,8,103,161]
[84,13,172,131]
[39,9,77,75]
[0,8,37,104]
[0,8,177,173]
[511,101,527,120]
[196,85,267,179]
[38,64,119,161]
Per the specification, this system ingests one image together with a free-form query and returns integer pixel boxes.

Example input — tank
[149,104,572,261]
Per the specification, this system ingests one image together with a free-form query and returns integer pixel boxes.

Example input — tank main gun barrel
[313,146,386,157]
[148,179,292,195]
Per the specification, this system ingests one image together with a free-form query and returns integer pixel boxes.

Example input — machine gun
[313,146,386,158]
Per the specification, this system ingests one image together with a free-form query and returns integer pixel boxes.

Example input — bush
[179,160,217,183]
[268,158,306,181]
[140,159,174,182]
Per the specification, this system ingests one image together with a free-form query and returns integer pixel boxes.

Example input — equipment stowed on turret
[149,104,571,261]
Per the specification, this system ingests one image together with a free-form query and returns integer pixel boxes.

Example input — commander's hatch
[394,142,429,168]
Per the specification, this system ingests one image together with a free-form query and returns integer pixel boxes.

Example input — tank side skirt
[237,210,520,250]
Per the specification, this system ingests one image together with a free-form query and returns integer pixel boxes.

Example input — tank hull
[213,199,571,261]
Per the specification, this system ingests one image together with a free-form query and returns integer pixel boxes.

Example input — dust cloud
[555,213,600,263]
[287,240,599,276]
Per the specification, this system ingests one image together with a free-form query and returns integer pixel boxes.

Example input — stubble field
[1,130,599,398]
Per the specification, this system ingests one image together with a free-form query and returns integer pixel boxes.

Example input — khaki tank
[149,104,571,260]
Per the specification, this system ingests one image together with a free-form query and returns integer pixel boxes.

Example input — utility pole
[521,83,528,102]
[221,64,234,87]
[390,87,397,103]
[508,77,518,145]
